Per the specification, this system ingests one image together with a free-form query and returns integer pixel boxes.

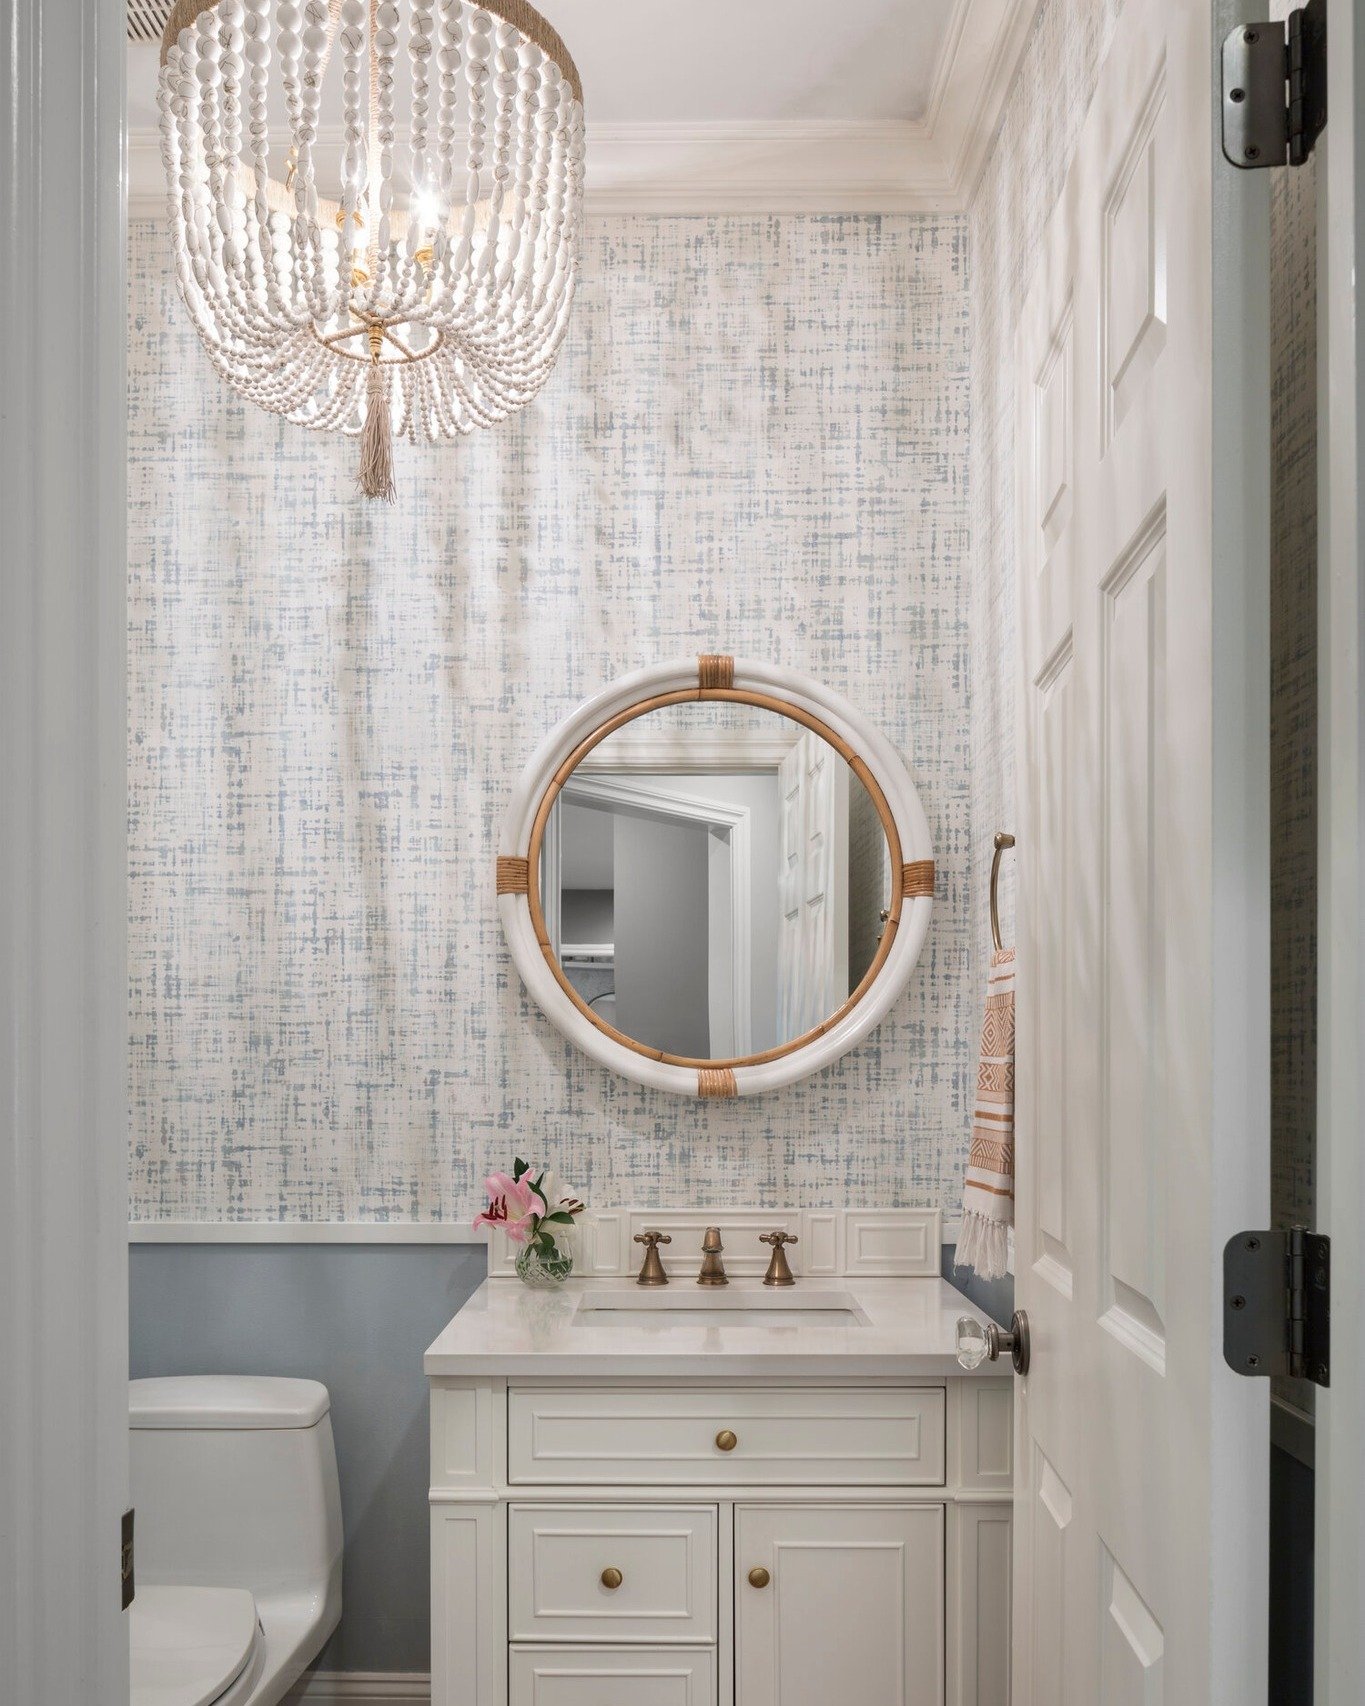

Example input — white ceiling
[545,0,951,124]
[126,0,1040,212]
[129,0,953,126]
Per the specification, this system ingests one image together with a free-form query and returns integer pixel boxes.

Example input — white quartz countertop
[424,1276,993,1378]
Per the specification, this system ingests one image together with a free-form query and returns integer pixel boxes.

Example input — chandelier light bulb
[157,0,585,499]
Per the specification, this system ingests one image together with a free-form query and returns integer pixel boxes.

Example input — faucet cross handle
[759,1230,799,1287]
[633,1229,672,1287]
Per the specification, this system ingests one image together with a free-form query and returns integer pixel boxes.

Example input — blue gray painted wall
[129,1243,485,1674]
[940,1243,1013,1326]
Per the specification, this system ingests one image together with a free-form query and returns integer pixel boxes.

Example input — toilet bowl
[129,1376,344,1706]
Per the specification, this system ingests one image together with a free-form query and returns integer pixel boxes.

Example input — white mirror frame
[497,656,935,1098]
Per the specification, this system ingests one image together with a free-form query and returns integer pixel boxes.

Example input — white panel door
[1012,0,1270,1700]
[734,1504,943,1706]
[777,730,850,1038]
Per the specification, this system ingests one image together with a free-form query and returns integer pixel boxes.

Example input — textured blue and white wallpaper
[128,213,973,1224]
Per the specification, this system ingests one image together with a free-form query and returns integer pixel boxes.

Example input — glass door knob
[956,1311,1031,1376]
[956,1315,990,1369]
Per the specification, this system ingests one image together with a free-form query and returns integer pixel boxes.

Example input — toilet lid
[130,1585,260,1706]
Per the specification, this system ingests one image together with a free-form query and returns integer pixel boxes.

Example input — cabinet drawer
[509,1504,717,1644]
[510,1645,716,1705]
[507,1387,946,1486]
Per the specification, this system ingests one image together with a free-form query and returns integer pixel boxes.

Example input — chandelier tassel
[358,336,396,503]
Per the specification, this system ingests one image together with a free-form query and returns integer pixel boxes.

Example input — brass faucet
[697,1226,728,1286]
[634,1229,672,1286]
[760,1230,798,1286]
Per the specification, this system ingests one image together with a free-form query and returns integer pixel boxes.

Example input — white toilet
[129,1376,344,1706]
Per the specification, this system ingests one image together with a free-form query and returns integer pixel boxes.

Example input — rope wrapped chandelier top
[158,0,585,498]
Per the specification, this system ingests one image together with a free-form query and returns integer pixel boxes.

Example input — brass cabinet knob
[600,1567,623,1591]
[748,1566,771,1589]
[715,1429,738,1452]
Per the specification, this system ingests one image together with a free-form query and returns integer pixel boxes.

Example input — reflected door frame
[544,775,754,1056]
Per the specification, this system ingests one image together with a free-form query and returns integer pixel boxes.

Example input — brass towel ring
[990,832,1015,953]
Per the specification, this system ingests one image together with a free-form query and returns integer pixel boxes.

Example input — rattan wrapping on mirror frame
[496,856,531,896]
[902,859,935,897]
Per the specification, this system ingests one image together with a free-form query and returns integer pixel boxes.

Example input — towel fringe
[955,1209,1009,1282]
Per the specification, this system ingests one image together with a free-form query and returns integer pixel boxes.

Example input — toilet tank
[130,1376,343,1598]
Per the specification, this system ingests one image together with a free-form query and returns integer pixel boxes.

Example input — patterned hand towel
[956,947,1016,1281]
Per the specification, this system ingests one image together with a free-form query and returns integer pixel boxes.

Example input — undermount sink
[574,1287,869,1328]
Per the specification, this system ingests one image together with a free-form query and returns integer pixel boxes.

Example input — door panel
[1028,1448,1072,1706]
[734,1504,943,1706]
[1033,637,1074,1290]
[777,730,849,1039]
[1012,0,1269,1698]
[1099,519,1168,1364]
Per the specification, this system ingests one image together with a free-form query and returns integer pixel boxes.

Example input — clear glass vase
[515,1232,575,1288]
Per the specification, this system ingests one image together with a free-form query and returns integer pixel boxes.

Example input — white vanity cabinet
[429,1373,1013,1706]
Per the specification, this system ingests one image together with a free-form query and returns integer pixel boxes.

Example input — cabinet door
[734,1504,944,1706]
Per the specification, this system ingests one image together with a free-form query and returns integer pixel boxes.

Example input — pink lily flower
[474,1171,547,1244]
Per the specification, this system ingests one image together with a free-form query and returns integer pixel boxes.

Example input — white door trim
[559,774,754,1057]
[1315,1,1365,1695]
[0,0,128,1700]
[1209,0,1275,1693]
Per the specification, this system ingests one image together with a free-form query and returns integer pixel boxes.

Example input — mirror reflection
[540,704,893,1061]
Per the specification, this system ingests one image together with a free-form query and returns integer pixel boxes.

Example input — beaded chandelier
[158,0,584,498]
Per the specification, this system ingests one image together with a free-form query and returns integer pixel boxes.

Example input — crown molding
[126,0,1038,216]
[931,0,1043,202]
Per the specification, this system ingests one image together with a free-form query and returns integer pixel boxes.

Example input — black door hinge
[1222,0,1327,168]
[121,1508,135,1611]
[1223,1226,1330,1386]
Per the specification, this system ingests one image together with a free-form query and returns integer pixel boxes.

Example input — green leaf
[512,1157,529,1181]
[544,1210,575,1226]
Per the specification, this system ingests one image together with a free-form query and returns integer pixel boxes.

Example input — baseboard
[285,1675,431,1704]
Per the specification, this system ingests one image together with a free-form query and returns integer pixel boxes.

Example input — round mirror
[498,657,934,1097]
